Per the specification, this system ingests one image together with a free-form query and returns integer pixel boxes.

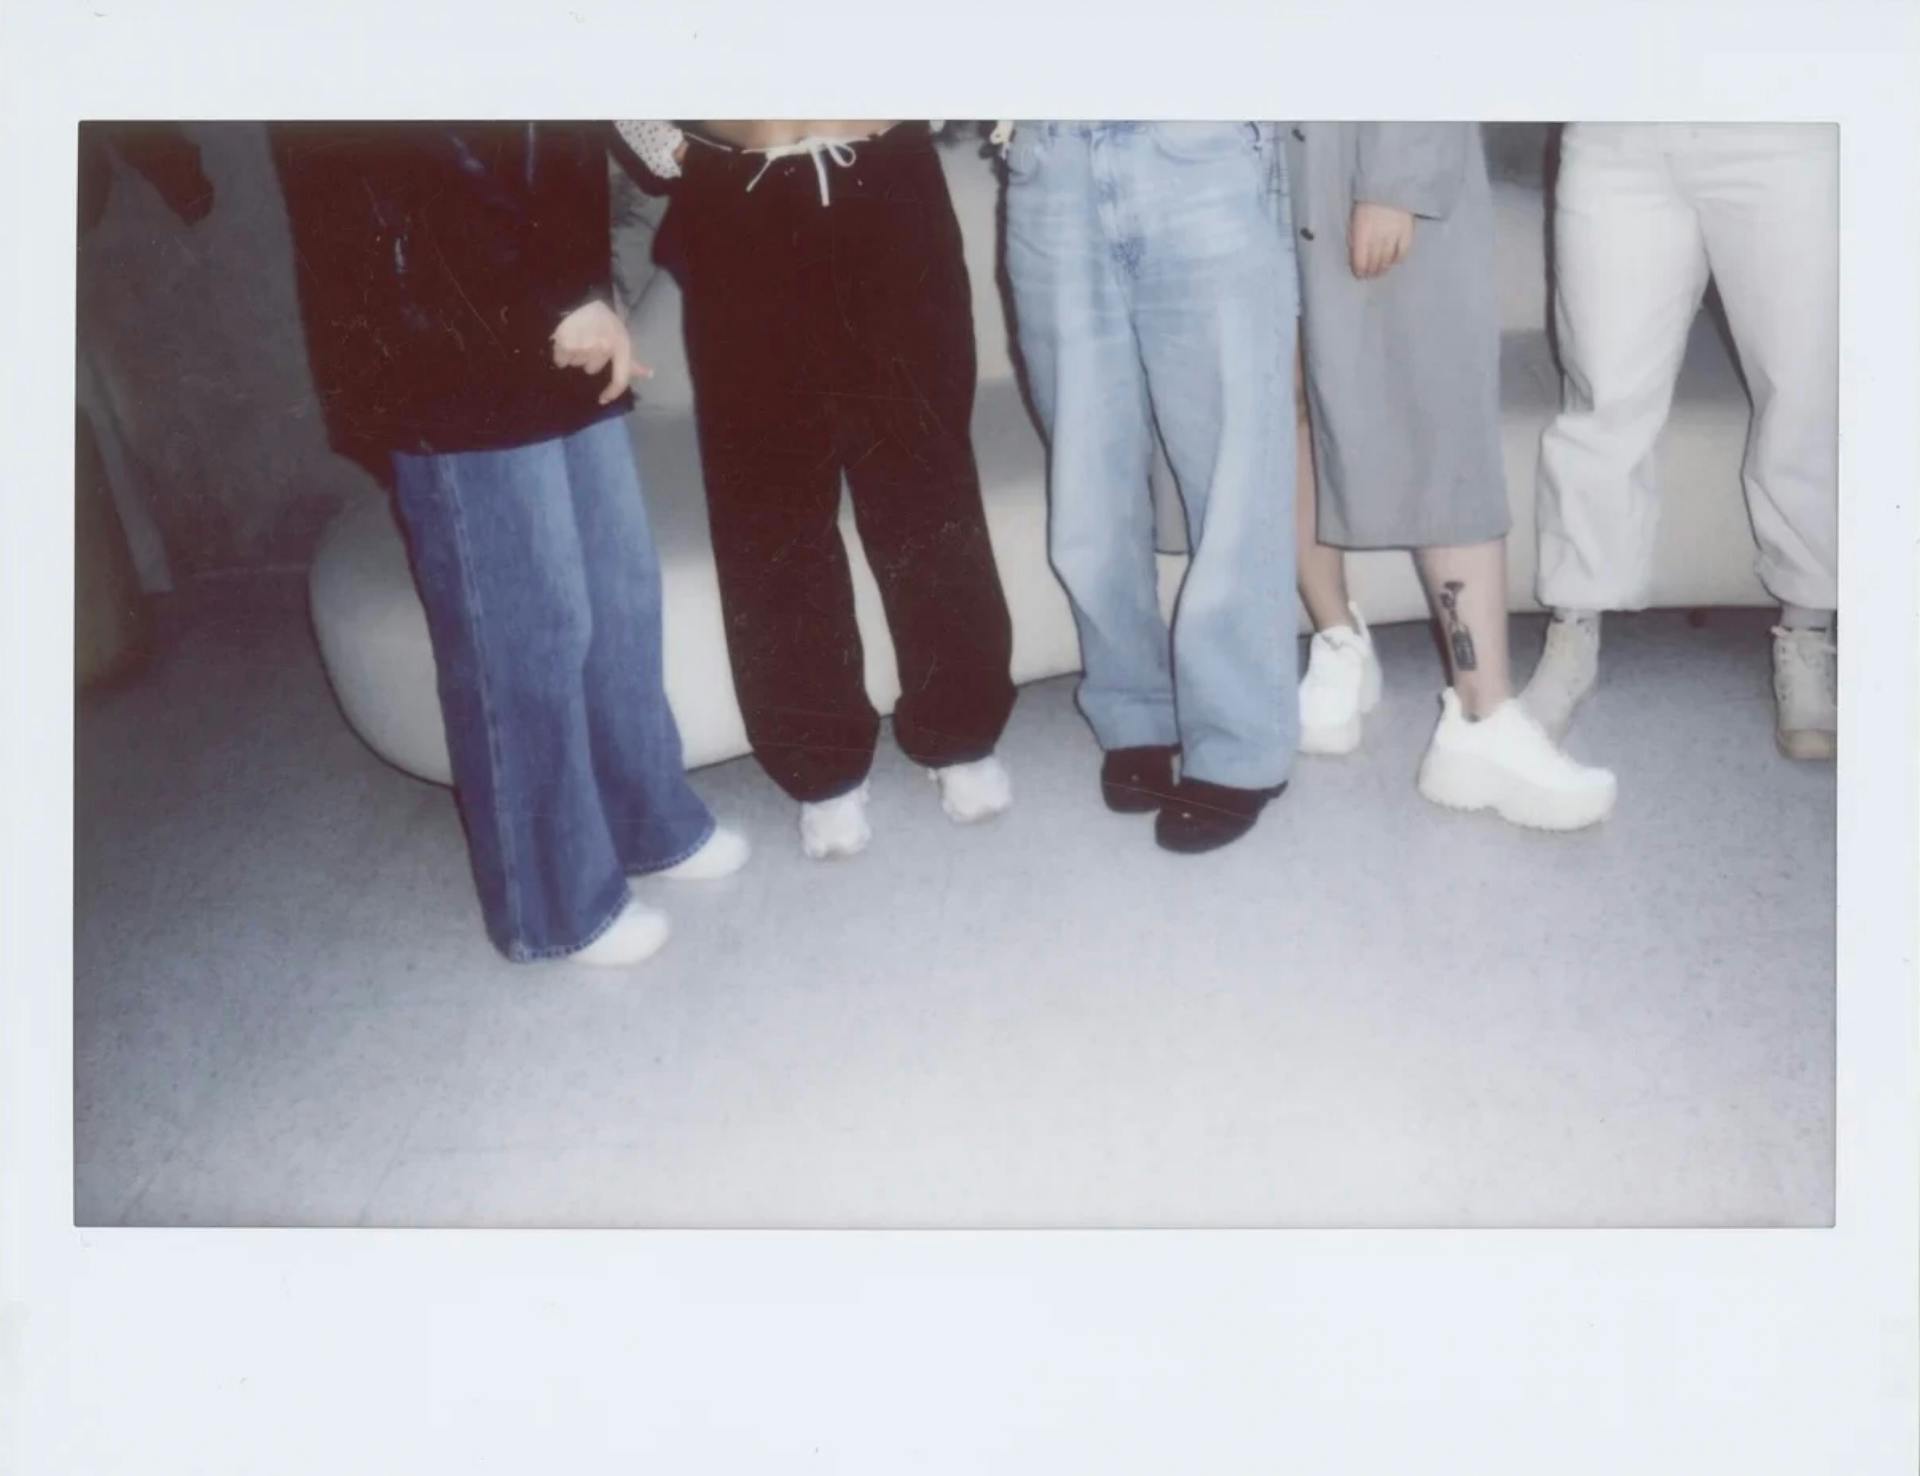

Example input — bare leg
[1413,539,1512,719]
[1293,344,1352,632]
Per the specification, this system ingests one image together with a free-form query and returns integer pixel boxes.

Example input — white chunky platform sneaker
[1417,691,1617,831]
[1298,604,1383,756]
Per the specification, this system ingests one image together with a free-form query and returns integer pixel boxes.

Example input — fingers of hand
[552,304,649,397]
[600,331,634,404]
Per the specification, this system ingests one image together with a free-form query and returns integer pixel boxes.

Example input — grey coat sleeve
[1351,123,1472,219]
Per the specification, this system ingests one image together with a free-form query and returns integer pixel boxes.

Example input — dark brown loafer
[1153,776,1286,853]
[1100,744,1181,813]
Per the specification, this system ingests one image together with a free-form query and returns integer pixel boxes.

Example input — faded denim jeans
[391,415,714,960]
[1005,121,1300,790]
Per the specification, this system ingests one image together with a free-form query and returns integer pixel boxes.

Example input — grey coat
[1282,122,1508,549]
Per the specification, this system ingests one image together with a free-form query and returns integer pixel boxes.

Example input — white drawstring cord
[744,136,860,207]
[989,120,1014,152]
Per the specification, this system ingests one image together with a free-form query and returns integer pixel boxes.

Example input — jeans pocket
[1150,121,1259,163]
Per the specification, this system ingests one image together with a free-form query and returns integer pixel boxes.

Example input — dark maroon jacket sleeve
[520,122,619,333]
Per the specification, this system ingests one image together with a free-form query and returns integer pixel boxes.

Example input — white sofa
[308,132,1767,786]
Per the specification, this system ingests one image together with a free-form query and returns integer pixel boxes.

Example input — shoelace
[745,135,860,207]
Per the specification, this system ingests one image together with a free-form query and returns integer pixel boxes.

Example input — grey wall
[77,122,378,576]
[75,121,1558,579]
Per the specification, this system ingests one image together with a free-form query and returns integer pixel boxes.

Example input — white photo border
[5,1,1914,1471]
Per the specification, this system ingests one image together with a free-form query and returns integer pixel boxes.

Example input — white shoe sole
[801,828,870,861]
[1416,749,1617,831]
[1299,657,1382,758]
[940,797,1010,824]
[567,911,671,967]
[1776,727,1836,761]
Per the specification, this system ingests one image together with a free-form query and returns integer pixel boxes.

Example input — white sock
[568,899,671,967]
[800,783,872,860]
[931,755,1012,824]
[652,825,751,882]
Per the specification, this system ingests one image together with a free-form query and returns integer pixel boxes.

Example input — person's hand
[1348,202,1415,279]
[551,300,653,404]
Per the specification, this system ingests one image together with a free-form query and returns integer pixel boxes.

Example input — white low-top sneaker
[568,899,671,967]
[1298,603,1382,756]
[1771,625,1836,760]
[930,754,1012,823]
[1519,611,1601,741]
[799,783,872,860]
[651,825,752,882]
[1417,690,1617,831]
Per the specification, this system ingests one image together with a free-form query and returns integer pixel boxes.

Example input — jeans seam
[1271,309,1293,778]
[509,873,635,962]
[438,455,526,953]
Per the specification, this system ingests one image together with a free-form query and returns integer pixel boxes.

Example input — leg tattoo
[1439,581,1479,673]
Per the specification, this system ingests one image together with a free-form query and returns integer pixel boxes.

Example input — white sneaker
[651,825,751,882]
[1417,690,1617,831]
[930,754,1012,823]
[799,783,872,860]
[1298,603,1382,756]
[1520,611,1601,741]
[1771,625,1837,760]
[568,898,671,967]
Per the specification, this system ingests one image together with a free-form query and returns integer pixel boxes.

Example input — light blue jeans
[1005,121,1299,790]
[392,416,715,961]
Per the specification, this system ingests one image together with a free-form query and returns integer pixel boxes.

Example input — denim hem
[1087,723,1182,753]
[1178,762,1294,793]
[438,455,527,952]
[1080,702,1181,753]
[622,812,720,879]
[498,872,637,964]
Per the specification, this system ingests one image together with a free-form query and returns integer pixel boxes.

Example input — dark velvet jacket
[269,122,631,468]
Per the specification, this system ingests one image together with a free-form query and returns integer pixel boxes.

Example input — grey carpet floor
[73,578,1835,1227]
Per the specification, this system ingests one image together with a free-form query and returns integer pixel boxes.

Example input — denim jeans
[1005,121,1300,789]
[391,415,715,961]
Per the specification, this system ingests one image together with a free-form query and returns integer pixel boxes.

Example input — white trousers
[1536,123,1838,612]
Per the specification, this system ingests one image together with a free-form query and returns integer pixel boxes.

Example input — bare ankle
[1455,679,1512,721]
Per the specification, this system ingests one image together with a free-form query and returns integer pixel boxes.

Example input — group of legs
[1289,121,1837,816]
[1523,123,1839,759]
[365,119,1837,969]
[1008,119,1625,846]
